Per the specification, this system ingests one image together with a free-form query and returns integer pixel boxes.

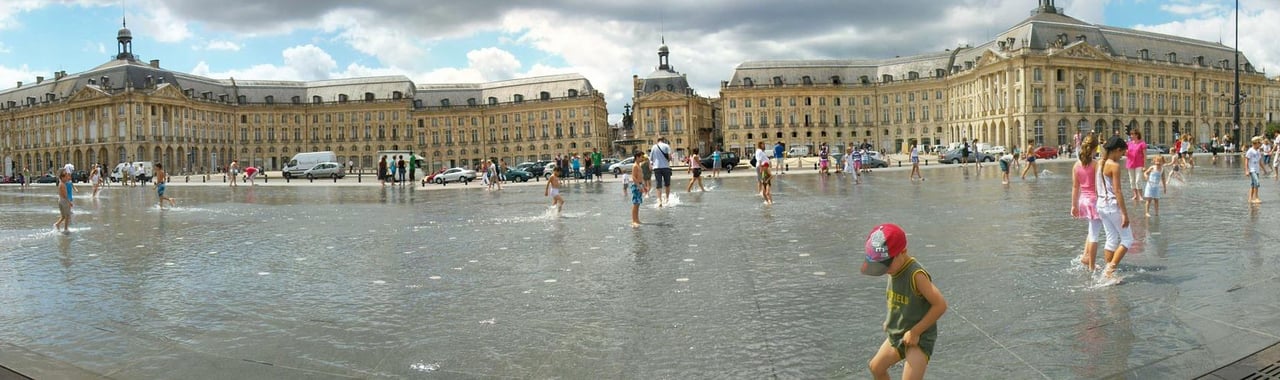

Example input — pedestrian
[1246,136,1263,204]
[908,144,923,181]
[650,137,673,206]
[388,156,398,184]
[1124,130,1147,201]
[397,155,407,185]
[545,164,563,214]
[1210,135,1220,164]
[90,164,102,198]
[999,152,1014,185]
[244,165,258,186]
[772,141,785,176]
[228,160,239,187]
[377,156,388,187]
[1098,136,1134,282]
[155,163,176,209]
[1273,133,1280,180]
[760,156,773,205]
[21,165,30,189]
[1143,155,1167,216]
[754,141,771,194]
[844,143,860,184]
[629,152,644,227]
[710,147,722,178]
[685,148,706,192]
[1020,139,1039,180]
[590,148,603,182]
[494,159,504,190]
[960,140,970,168]
[851,147,864,179]
[640,152,653,196]
[819,143,831,176]
[861,223,948,380]
[571,153,582,182]
[55,169,74,234]
[1071,133,1103,271]
[972,139,983,169]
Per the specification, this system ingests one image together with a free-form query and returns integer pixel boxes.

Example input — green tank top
[885,257,936,340]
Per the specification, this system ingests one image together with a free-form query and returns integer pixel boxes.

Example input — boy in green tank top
[861,223,948,380]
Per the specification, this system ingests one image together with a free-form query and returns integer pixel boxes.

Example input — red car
[421,168,447,186]
[1031,146,1059,159]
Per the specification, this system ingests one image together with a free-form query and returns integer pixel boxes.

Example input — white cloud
[1134,3,1280,76]
[282,44,337,80]
[0,42,10,54]
[1159,3,1220,15]
[466,47,521,80]
[320,10,427,70]
[130,6,192,43]
[0,64,44,88]
[203,40,241,51]
[0,0,44,31]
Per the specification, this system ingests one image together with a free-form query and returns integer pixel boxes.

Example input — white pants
[1127,168,1142,192]
[1097,199,1133,251]
[1084,218,1103,243]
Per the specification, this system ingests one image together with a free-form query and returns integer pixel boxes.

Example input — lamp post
[1232,0,1242,148]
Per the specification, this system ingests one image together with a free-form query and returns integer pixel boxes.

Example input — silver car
[302,162,345,179]
[435,167,477,184]
[609,157,637,174]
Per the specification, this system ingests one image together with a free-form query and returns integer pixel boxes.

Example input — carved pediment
[638,91,689,102]
[147,83,188,100]
[978,49,1007,66]
[67,86,111,103]
[1052,42,1110,61]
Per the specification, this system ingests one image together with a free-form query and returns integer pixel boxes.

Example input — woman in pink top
[1125,130,1148,201]
[1071,132,1103,271]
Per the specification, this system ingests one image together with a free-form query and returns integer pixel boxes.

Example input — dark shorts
[999,160,1010,172]
[890,331,936,361]
[1027,156,1037,163]
[692,168,702,178]
[157,183,167,197]
[653,168,673,188]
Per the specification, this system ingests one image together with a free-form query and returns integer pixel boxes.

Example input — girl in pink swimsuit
[1070,132,1103,271]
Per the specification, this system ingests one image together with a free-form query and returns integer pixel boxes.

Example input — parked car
[610,157,637,175]
[1152,144,1171,154]
[503,168,533,182]
[421,168,447,185]
[515,162,544,178]
[1,175,22,184]
[434,167,476,184]
[939,149,993,164]
[71,170,89,183]
[981,146,1007,156]
[861,156,890,168]
[1031,146,1059,159]
[34,174,58,184]
[596,158,619,175]
[1145,146,1163,155]
[700,152,740,173]
[301,162,345,179]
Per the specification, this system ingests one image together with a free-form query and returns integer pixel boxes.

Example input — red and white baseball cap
[861,223,907,276]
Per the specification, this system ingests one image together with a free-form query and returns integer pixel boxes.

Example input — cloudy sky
[0,0,1276,123]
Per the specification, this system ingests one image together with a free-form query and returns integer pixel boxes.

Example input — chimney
[15,81,21,88]
[36,76,44,84]
[150,59,160,68]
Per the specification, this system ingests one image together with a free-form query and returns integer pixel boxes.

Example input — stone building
[630,42,717,159]
[718,0,1270,157]
[0,21,607,178]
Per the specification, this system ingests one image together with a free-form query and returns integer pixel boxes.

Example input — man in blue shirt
[773,141,785,176]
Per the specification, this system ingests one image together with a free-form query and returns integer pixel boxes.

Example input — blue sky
[0,0,1276,121]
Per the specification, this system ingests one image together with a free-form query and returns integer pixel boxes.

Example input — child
[819,143,831,176]
[862,223,947,380]
[1098,136,1134,280]
[1143,155,1167,216]
[155,163,176,209]
[908,144,923,181]
[1071,133,1103,271]
[1245,136,1263,204]
[55,170,74,234]
[760,159,773,205]
[685,148,706,192]
[1020,139,1039,180]
[629,152,644,227]
[545,164,564,213]
[999,152,1015,185]
[847,146,861,184]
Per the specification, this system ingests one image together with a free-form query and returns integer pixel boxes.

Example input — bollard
[898,161,902,167]
[263,174,267,183]
[813,163,818,170]
[286,174,290,183]
[222,174,226,183]
[785,164,789,171]
[185,175,189,183]
[309,175,314,183]
[333,175,338,183]
[357,169,361,183]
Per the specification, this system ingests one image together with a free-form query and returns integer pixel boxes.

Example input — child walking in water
[55,170,74,234]
[1071,133,1102,271]
[908,144,923,181]
[545,164,564,213]
[685,148,706,192]
[629,152,644,227]
[1098,136,1134,281]
[1143,155,1167,216]
[155,163,177,209]
[861,223,948,380]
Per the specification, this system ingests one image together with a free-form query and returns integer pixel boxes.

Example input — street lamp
[1231,0,1243,148]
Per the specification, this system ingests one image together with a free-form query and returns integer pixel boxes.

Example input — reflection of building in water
[0,20,608,176]
[718,0,1269,157]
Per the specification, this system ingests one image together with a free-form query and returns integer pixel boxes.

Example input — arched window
[513,94,524,103]
[364,92,375,102]
[440,99,450,107]
[802,76,813,85]
[291,96,301,104]
[264,95,275,104]
[772,76,783,86]
[338,94,349,103]
[539,91,551,100]
[313,95,323,104]
[467,98,477,106]
[743,77,754,87]
[237,95,247,104]
[567,89,579,97]
[488,97,498,105]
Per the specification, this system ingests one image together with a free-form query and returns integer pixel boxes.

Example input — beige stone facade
[629,44,717,159]
[0,26,607,178]
[718,3,1271,157]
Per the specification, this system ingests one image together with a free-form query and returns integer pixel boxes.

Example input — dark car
[34,174,58,184]
[516,161,545,178]
[700,152,740,173]
[71,170,90,183]
[861,156,890,168]
[503,168,532,182]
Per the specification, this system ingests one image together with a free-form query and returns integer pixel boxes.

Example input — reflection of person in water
[1071,291,1133,378]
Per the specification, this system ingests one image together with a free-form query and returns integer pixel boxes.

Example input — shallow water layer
[1,158,1277,379]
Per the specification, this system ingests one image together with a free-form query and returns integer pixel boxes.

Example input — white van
[375,150,427,180]
[112,161,154,182]
[787,145,811,157]
[282,151,337,178]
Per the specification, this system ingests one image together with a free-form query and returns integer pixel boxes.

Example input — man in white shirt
[1245,136,1262,204]
[649,136,673,206]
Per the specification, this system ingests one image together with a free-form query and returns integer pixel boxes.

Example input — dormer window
[743,77,754,87]
[364,92,375,102]
[831,76,842,85]
[467,98,477,106]
[882,74,893,83]
[568,89,579,97]
[488,96,498,105]
[264,95,274,104]
[338,94,348,103]
[935,69,946,78]
[392,91,403,100]
[772,76,783,86]
[539,91,551,100]
[801,76,812,85]
[1167,52,1177,63]
[291,96,301,104]
[859,75,870,85]
[513,94,524,103]
[1138,49,1149,60]
[908,71,920,80]
[441,99,450,107]
[312,95,322,104]
[237,95,247,104]
[1195,56,1205,66]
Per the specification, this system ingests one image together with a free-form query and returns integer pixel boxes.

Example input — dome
[117,27,132,39]
[658,44,669,54]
